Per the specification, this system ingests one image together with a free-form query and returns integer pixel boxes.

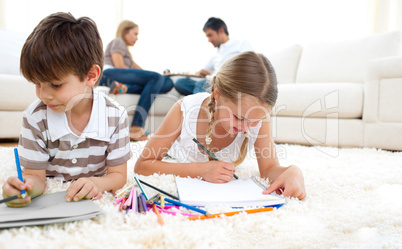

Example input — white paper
[175,177,285,207]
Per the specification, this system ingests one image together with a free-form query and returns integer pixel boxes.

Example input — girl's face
[214,90,270,135]
[124,26,139,46]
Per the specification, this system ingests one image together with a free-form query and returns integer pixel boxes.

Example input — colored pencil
[160,194,165,209]
[153,204,165,225]
[115,183,135,198]
[137,194,144,213]
[138,178,179,200]
[0,195,19,204]
[192,138,239,179]
[187,207,274,220]
[146,193,161,205]
[131,186,137,213]
[139,193,148,213]
[115,196,125,205]
[164,197,209,216]
[134,176,149,200]
[157,208,199,217]
[14,148,26,198]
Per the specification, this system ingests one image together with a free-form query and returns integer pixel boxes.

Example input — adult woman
[99,20,173,141]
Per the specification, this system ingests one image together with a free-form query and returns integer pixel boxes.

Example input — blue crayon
[14,148,26,198]
[164,197,209,216]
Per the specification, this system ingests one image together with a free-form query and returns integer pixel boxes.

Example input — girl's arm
[254,117,306,199]
[111,52,129,69]
[135,101,236,183]
[131,61,142,69]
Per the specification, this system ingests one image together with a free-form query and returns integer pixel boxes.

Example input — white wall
[1,0,400,74]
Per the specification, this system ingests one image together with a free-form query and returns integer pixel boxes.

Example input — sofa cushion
[296,31,402,83]
[0,29,27,75]
[0,74,37,111]
[266,44,302,84]
[273,83,363,119]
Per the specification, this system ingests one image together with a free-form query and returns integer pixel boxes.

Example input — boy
[1,12,132,207]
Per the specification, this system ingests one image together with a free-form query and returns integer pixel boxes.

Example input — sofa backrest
[266,44,303,84]
[295,31,402,84]
[0,29,28,75]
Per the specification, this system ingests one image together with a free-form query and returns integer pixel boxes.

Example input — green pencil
[134,176,149,200]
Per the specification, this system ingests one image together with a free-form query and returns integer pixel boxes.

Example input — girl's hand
[263,165,306,200]
[200,161,236,183]
[2,176,34,207]
[66,178,102,202]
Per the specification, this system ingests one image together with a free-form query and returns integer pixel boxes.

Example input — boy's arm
[90,163,127,193]
[66,163,127,202]
[254,117,306,200]
[2,168,46,207]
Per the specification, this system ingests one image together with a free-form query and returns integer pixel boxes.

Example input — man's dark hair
[203,17,229,35]
[20,12,104,84]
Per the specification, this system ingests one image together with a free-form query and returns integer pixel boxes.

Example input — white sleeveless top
[168,92,262,165]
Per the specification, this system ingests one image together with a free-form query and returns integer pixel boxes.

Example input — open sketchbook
[0,191,103,229]
[175,177,285,208]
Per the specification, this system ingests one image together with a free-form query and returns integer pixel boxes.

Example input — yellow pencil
[153,204,165,225]
[187,207,274,220]
[160,194,165,209]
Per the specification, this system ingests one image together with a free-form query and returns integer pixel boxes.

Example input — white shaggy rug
[0,142,401,249]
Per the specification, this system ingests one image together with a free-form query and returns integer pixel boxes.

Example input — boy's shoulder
[24,99,47,118]
[94,88,127,116]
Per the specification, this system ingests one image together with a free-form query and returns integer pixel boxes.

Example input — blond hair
[116,20,138,45]
[206,51,278,166]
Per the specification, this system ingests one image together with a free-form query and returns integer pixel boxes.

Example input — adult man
[174,17,253,95]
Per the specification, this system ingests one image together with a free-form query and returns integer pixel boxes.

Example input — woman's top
[104,38,133,69]
[168,92,262,165]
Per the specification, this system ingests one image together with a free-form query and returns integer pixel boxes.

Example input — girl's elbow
[134,160,145,174]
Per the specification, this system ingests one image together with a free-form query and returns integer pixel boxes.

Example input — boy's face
[34,74,93,113]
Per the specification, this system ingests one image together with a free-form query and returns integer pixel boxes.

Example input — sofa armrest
[363,56,402,123]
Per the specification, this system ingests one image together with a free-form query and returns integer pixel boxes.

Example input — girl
[135,51,305,199]
[99,20,173,141]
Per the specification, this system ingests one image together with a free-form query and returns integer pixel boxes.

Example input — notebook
[0,191,104,228]
[175,177,285,208]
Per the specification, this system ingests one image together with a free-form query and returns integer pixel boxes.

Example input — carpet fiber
[0,142,401,249]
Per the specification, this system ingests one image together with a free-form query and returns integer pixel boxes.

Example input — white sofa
[1,29,402,151]
[267,31,402,151]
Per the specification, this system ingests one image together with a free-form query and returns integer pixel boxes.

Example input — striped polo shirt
[18,88,132,181]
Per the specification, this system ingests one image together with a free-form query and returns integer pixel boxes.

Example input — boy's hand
[66,178,102,202]
[263,165,306,200]
[2,176,34,207]
[200,161,236,183]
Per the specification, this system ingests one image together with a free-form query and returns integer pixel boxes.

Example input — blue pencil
[139,193,148,212]
[14,148,26,198]
[164,197,209,216]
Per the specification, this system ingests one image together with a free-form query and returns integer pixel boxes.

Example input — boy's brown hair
[20,12,103,84]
